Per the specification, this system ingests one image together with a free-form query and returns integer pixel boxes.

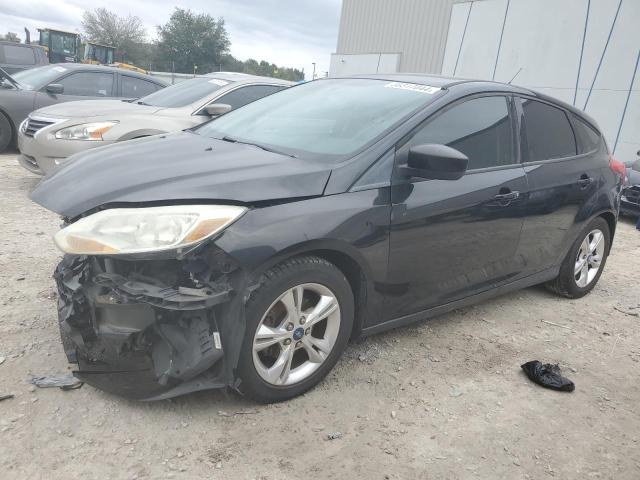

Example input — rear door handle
[577,176,594,188]
[494,191,520,201]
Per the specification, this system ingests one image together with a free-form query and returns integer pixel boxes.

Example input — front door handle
[494,191,520,201]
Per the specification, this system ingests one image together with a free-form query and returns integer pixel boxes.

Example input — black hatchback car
[31,75,624,403]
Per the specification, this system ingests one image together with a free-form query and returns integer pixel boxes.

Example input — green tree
[81,8,147,65]
[156,8,230,74]
[1,32,20,42]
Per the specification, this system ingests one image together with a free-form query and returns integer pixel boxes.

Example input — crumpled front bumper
[54,250,242,400]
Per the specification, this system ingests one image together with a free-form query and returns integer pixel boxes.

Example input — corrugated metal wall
[335,0,457,73]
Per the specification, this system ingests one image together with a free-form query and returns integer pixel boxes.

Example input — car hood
[30,132,332,218]
[34,99,163,118]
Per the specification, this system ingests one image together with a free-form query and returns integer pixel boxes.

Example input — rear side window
[571,115,601,153]
[59,72,114,97]
[407,95,515,170]
[212,85,285,111]
[2,45,35,65]
[121,76,161,98]
[521,99,576,161]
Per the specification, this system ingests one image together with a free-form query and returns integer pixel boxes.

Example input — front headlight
[621,194,627,202]
[54,121,118,141]
[54,205,247,255]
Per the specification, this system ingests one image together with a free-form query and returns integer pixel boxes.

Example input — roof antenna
[508,67,523,85]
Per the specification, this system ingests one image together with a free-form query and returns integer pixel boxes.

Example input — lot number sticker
[385,82,441,94]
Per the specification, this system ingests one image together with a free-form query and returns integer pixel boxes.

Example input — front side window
[197,78,443,161]
[211,85,286,111]
[59,72,114,97]
[121,76,160,98]
[138,77,226,108]
[405,96,515,170]
[521,99,576,161]
[2,45,35,65]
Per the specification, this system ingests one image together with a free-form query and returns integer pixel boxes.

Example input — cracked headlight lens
[54,205,247,255]
[54,121,118,141]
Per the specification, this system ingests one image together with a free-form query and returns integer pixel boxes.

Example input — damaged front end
[54,247,245,400]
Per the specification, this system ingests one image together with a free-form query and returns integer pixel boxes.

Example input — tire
[0,113,13,153]
[545,217,610,299]
[235,256,354,403]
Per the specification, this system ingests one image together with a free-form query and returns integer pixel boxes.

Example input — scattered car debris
[326,432,343,440]
[0,394,14,402]
[521,361,575,392]
[540,319,572,330]
[30,373,83,390]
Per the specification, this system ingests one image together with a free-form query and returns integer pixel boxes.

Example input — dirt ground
[1,151,639,480]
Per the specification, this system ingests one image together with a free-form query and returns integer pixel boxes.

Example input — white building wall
[441,0,640,162]
[334,0,457,74]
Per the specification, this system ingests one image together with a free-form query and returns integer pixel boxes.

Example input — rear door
[385,94,528,318]
[514,97,605,275]
[34,70,116,110]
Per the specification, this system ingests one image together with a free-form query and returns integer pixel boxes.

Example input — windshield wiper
[220,136,297,158]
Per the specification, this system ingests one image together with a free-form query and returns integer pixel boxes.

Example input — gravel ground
[1,151,639,480]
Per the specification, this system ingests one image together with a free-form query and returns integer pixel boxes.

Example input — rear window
[2,44,35,65]
[571,115,601,153]
[138,77,227,108]
[521,99,576,162]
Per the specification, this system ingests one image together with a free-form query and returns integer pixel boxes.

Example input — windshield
[196,78,441,160]
[11,65,70,90]
[138,76,228,108]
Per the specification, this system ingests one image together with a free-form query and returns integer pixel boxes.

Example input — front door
[385,95,528,318]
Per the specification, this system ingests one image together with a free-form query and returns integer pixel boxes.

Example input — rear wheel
[0,113,13,152]
[545,217,610,298]
[236,256,354,403]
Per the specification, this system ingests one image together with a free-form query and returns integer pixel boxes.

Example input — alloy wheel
[574,229,605,288]
[252,283,341,386]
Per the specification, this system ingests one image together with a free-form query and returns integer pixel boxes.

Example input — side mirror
[46,83,64,95]
[205,103,232,117]
[403,144,469,180]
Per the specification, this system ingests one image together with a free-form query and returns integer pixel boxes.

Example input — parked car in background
[18,72,292,175]
[30,75,623,403]
[621,155,640,218]
[0,64,167,153]
[0,41,48,74]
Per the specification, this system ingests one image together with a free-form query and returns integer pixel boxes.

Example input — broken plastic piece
[0,394,14,402]
[30,373,84,390]
[521,361,575,392]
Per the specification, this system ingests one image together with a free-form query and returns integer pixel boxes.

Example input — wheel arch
[0,107,16,147]
[598,210,616,251]
[246,240,373,340]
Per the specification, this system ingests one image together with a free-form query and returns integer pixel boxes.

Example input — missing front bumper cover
[54,254,234,400]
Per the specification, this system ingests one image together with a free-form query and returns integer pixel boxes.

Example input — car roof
[45,63,167,84]
[335,73,598,127]
[203,72,294,85]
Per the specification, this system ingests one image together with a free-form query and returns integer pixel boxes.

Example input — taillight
[609,155,626,180]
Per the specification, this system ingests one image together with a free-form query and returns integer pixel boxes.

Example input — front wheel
[235,256,354,403]
[546,217,610,298]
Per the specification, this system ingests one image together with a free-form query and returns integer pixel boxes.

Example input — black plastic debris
[30,374,83,391]
[521,361,575,392]
[0,394,14,402]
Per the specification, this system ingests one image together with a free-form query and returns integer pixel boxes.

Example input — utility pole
[312,62,316,80]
